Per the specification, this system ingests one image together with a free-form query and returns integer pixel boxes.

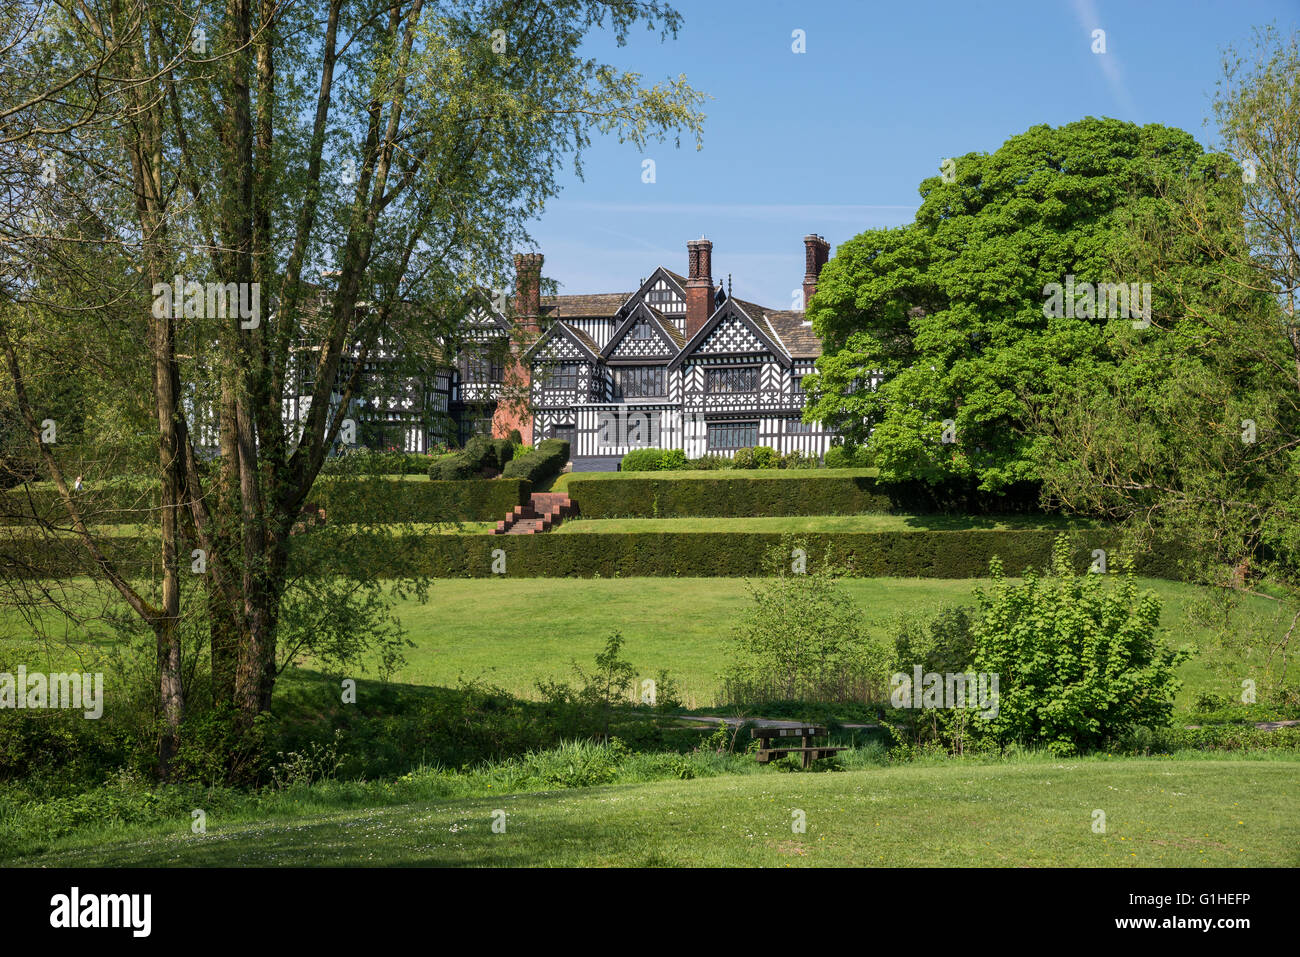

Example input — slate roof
[539,293,631,319]
[763,310,822,359]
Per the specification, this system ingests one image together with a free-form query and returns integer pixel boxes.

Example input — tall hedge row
[564,475,1045,518]
[0,478,530,527]
[310,477,529,523]
[7,529,1183,581]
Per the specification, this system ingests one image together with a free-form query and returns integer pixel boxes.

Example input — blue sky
[529,0,1299,308]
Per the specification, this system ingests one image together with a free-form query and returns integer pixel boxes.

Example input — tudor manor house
[289,234,844,472]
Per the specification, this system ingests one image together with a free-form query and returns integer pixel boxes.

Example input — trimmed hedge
[565,474,1045,519]
[430,435,515,480]
[0,478,530,527]
[301,529,1186,580]
[311,477,529,523]
[0,529,1188,581]
[502,439,569,484]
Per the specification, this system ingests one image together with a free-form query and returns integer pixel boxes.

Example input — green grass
[551,467,878,493]
[6,576,1291,711]
[555,514,1091,534]
[14,754,1298,867]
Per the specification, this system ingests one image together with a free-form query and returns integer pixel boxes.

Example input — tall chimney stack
[497,252,544,445]
[802,234,830,310]
[513,252,544,333]
[685,237,714,339]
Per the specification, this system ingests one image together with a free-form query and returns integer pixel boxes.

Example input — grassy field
[555,514,1091,533]
[3,576,1290,710]
[15,755,1298,867]
[550,467,877,493]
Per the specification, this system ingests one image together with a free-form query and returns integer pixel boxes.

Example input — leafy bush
[721,540,872,703]
[779,450,817,469]
[660,449,688,470]
[825,444,873,468]
[686,454,730,470]
[502,438,569,484]
[432,456,477,480]
[970,534,1189,755]
[620,448,665,472]
[751,446,780,469]
[874,606,983,752]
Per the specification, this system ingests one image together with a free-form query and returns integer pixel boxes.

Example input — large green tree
[0,0,705,773]
[803,117,1239,491]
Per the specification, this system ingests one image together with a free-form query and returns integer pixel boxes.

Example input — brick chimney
[685,237,714,339]
[802,234,830,310]
[496,252,543,445]
[513,252,543,334]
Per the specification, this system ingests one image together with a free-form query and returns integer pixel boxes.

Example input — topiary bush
[620,448,664,472]
[490,438,515,471]
[502,438,570,484]
[732,448,756,469]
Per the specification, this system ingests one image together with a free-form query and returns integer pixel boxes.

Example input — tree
[802,117,1233,491]
[0,0,706,775]
[1031,27,1300,704]
[722,540,868,703]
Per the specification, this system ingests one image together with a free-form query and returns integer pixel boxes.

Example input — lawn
[555,514,1091,533]
[551,467,878,493]
[5,576,1290,711]
[15,756,1298,867]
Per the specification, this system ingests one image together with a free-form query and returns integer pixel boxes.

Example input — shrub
[970,534,1189,755]
[686,454,729,470]
[427,434,510,479]
[620,448,664,472]
[502,438,570,484]
[490,438,515,471]
[779,450,817,469]
[660,449,688,470]
[507,429,523,445]
[432,456,477,481]
[875,606,982,752]
[732,448,757,469]
[721,540,871,704]
[825,444,872,468]
[751,446,780,469]
[463,435,495,472]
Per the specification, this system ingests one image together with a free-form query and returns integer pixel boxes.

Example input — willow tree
[0,0,705,773]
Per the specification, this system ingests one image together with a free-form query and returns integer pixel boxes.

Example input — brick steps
[492,492,578,534]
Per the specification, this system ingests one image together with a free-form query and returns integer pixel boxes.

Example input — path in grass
[18,758,1298,867]
[554,514,1090,533]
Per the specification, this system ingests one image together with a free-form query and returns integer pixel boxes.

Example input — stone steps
[492,492,578,534]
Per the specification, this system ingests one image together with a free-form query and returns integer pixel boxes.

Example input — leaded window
[613,366,665,398]
[544,362,581,390]
[706,421,757,450]
[705,366,758,394]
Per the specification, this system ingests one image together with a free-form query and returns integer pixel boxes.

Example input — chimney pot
[802,234,830,311]
[513,252,544,332]
[685,238,714,339]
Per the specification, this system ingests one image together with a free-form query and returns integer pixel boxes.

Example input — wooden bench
[752,725,845,769]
